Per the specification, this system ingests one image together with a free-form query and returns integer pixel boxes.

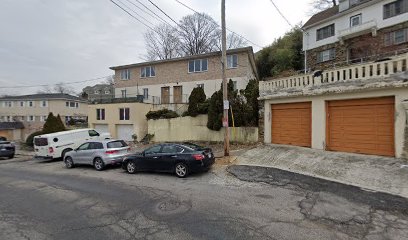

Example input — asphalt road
[1,156,408,240]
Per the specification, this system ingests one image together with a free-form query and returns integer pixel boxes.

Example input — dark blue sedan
[122,143,215,178]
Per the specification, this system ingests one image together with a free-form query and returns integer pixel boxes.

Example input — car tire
[126,161,136,174]
[65,157,74,169]
[61,149,72,160]
[175,162,188,178]
[8,154,14,159]
[93,158,105,171]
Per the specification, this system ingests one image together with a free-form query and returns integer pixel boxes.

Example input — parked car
[0,137,15,159]
[64,139,130,171]
[34,128,111,160]
[122,143,215,178]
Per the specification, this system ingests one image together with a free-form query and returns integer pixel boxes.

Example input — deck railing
[259,53,408,92]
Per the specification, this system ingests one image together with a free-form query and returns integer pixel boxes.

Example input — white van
[34,129,111,160]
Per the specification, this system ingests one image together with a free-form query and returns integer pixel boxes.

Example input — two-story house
[110,47,258,104]
[82,84,114,103]
[303,0,408,70]
[0,93,88,140]
[88,47,258,141]
[259,0,408,159]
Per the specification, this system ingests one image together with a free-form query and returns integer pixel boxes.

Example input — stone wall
[258,100,265,143]
[307,22,408,70]
[148,115,258,143]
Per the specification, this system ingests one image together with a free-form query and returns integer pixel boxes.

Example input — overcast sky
[0,0,312,96]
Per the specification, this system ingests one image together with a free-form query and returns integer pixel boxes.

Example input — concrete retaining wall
[148,115,258,143]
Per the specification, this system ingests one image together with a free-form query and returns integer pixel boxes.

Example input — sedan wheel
[65,157,74,169]
[175,163,188,178]
[93,158,105,171]
[126,161,136,174]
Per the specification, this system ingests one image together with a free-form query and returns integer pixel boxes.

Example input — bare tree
[104,75,115,85]
[177,13,221,55]
[36,85,52,94]
[54,83,75,95]
[144,24,182,61]
[309,0,338,14]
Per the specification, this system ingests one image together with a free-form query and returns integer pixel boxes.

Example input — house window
[96,108,105,120]
[143,88,149,99]
[119,108,130,120]
[66,102,69,107]
[188,59,208,73]
[384,28,408,46]
[141,66,156,78]
[197,83,204,89]
[94,90,101,94]
[75,102,79,108]
[227,54,238,68]
[104,90,110,94]
[120,69,130,80]
[317,48,336,63]
[27,101,34,107]
[6,116,11,122]
[384,0,408,19]
[350,14,362,27]
[316,24,335,41]
[66,101,77,108]
[41,100,48,107]
[121,90,127,98]
[20,101,24,107]
[40,116,47,122]
[4,101,12,107]
[27,116,35,122]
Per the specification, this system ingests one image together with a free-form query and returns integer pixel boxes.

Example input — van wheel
[61,149,72,160]
[93,158,105,171]
[65,157,74,169]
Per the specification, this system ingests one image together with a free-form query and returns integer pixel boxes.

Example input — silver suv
[64,139,130,171]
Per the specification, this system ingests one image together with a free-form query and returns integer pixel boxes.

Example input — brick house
[82,84,114,103]
[259,0,408,158]
[303,0,408,71]
[110,47,258,104]
[0,94,88,141]
[88,47,258,141]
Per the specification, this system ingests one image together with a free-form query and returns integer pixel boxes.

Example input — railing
[90,94,190,105]
[259,52,408,92]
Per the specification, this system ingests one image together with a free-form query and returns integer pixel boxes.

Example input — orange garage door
[327,97,394,157]
[271,102,311,147]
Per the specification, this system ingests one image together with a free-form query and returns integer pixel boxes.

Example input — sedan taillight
[192,154,205,161]
[105,150,118,154]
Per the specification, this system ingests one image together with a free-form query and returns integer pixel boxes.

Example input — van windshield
[34,138,48,146]
[107,140,128,149]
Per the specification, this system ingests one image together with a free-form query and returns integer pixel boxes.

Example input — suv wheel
[65,157,74,169]
[93,158,105,171]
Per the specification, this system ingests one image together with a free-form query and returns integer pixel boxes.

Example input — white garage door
[94,124,109,134]
[116,124,134,141]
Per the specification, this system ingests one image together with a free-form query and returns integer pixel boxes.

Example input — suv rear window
[34,138,48,146]
[107,140,128,149]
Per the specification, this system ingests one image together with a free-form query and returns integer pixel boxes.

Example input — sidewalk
[235,144,408,199]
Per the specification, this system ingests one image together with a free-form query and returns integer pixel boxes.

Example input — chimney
[339,0,350,12]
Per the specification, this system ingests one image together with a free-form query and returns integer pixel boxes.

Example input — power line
[147,0,180,27]
[110,0,156,31]
[173,0,264,49]
[132,0,171,26]
[118,0,156,27]
[1,75,111,89]
[269,0,294,28]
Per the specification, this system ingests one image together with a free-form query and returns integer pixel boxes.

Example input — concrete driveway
[235,144,408,198]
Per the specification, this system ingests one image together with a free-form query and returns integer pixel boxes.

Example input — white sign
[223,100,229,110]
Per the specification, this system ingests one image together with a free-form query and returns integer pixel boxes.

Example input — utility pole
[221,0,230,156]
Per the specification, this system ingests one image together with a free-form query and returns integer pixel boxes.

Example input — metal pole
[221,0,230,156]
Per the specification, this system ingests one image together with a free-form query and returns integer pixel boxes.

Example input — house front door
[173,86,182,104]
[161,87,170,104]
